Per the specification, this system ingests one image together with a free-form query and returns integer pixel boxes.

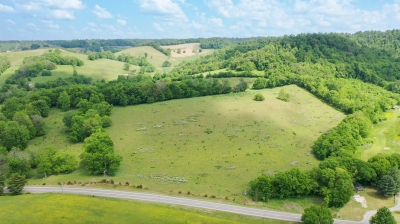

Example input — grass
[354,110,400,160]
[60,50,134,81]
[336,187,395,221]
[0,193,293,224]
[0,49,51,85]
[116,46,177,68]
[26,85,343,206]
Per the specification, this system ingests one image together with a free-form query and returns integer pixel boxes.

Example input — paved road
[23,186,365,224]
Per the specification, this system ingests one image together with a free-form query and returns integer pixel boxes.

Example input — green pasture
[336,187,398,221]
[116,46,177,68]
[27,85,343,201]
[60,50,134,81]
[0,49,51,85]
[0,193,291,224]
[355,110,400,160]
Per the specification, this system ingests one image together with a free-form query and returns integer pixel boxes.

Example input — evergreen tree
[7,173,26,195]
[378,175,397,197]
[370,207,396,224]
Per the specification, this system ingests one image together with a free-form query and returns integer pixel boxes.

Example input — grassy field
[60,50,134,81]
[0,49,51,85]
[336,187,396,221]
[354,110,400,160]
[116,46,176,69]
[0,193,292,224]
[162,43,215,59]
[26,85,343,202]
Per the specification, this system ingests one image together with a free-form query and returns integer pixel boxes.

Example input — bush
[253,93,265,101]
[277,89,290,102]
[42,69,51,76]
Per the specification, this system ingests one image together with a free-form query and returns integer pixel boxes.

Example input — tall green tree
[378,175,397,197]
[7,150,31,177]
[2,121,30,150]
[318,168,354,207]
[248,175,274,202]
[51,151,78,174]
[370,207,396,224]
[37,147,56,177]
[82,130,122,175]
[301,206,333,224]
[7,173,26,195]
[13,111,36,139]
[58,91,71,111]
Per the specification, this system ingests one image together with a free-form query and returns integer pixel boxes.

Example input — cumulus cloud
[0,3,14,12]
[138,0,188,21]
[41,0,84,10]
[92,5,113,19]
[13,0,84,20]
[205,0,400,35]
[153,22,165,32]
[50,10,74,19]
[117,19,127,25]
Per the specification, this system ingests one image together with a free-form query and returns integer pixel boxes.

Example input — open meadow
[26,85,343,202]
[161,43,215,58]
[0,194,292,224]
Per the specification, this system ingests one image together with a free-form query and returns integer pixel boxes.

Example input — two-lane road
[23,186,365,224]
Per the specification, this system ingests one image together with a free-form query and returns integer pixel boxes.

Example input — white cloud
[51,9,74,19]
[209,17,223,27]
[138,0,188,21]
[205,0,400,35]
[5,19,16,25]
[27,23,39,31]
[92,5,113,19]
[13,0,84,20]
[0,3,14,12]
[88,22,96,27]
[153,22,165,32]
[41,20,59,29]
[117,19,126,25]
[41,0,84,9]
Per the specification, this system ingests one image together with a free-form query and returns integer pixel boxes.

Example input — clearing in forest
[161,43,214,58]
[27,85,343,198]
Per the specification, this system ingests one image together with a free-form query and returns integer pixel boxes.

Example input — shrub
[277,89,290,102]
[253,93,265,101]
[41,69,52,76]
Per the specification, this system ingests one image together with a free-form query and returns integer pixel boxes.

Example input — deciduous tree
[301,206,333,224]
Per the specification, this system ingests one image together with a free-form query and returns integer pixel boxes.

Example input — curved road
[24,186,364,224]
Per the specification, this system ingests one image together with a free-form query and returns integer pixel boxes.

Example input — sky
[0,0,400,40]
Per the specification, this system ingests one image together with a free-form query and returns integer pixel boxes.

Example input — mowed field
[0,194,291,224]
[27,85,343,200]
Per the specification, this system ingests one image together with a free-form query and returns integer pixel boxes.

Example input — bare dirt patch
[354,195,367,208]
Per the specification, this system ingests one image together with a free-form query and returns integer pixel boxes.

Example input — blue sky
[1,0,400,40]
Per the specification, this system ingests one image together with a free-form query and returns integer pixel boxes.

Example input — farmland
[26,85,343,200]
[0,194,291,224]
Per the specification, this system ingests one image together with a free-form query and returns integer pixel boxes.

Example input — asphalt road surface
[23,186,368,224]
